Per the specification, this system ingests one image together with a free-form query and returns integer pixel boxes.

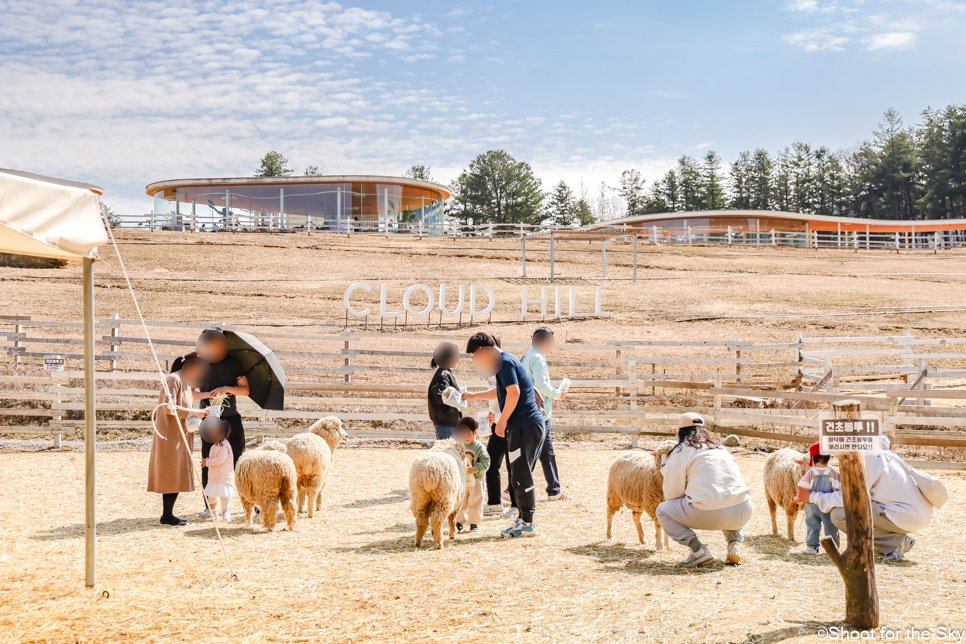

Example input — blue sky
[1,0,964,215]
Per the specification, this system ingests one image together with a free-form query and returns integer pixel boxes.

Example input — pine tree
[790,141,815,214]
[618,169,647,217]
[772,148,793,212]
[677,156,703,211]
[728,151,752,209]
[749,149,773,210]
[701,151,725,210]
[545,180,578,226]
[406,165,433,181]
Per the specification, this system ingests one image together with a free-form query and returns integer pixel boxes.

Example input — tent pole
[83,258,96,588]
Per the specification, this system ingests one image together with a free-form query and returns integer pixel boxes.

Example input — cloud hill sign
[342,283,613,321]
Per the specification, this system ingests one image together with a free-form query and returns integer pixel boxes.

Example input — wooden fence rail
[3,316,966,467]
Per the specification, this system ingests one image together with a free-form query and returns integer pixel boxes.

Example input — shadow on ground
[734,620,838,644]
[331,532,504,554]
[340,489,409,509]
[32,517,169,540]
[567,542,725,576]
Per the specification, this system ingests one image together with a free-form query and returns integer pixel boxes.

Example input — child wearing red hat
[796,442,841,555]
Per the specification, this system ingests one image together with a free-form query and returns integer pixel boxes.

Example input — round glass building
[145,175,450,233]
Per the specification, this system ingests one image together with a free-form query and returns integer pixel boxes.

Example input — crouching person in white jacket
[796,437,934,562]
[656,413,754,566]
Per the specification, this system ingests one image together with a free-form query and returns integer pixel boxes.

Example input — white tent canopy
[0,168,106,259]
[0,168,106,587]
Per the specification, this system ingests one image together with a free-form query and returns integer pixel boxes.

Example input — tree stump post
[822,399,879,629]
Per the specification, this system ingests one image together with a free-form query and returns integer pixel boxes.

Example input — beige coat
[147,372,196,494]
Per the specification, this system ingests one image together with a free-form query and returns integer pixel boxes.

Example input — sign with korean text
[43,355,65,372]
[820,416,882,454]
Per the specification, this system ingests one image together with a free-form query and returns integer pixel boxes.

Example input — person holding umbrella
[196,329,250,518]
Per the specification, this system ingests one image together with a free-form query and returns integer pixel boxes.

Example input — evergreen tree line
[446,105,966,227]
[626,106,966,221]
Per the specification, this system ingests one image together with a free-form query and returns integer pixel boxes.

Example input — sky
[1,0,965,215]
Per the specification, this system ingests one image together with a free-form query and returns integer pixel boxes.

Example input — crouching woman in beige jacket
[655,413,753,567]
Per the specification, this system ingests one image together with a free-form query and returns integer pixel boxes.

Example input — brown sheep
[409,438,466,549]
[235,450,298,532]
[606,439,677,549]
[763,448,811,541]
[286,416,348,518]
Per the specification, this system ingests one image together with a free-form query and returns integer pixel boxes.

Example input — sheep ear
[649,452,657,456]
[793,458,805,465]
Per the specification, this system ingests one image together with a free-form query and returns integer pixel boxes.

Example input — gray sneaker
[483,504,503,516]
[500,518,523,538]
[501,506,518,519]
[502,519,537,538]
[883,536,916,562]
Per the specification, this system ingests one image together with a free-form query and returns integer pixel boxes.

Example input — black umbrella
[222,330,286,410]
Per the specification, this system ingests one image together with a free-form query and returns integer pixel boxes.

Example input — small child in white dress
[200,419,236,521]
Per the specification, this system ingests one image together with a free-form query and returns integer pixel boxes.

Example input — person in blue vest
[463,332,545,538]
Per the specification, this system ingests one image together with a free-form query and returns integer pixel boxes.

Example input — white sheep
[763,447,811,541]
[408,438,467,549]
[259,440,288,452]
[286,416,348,518]
[606,439,678,549]
[235,449,299,532]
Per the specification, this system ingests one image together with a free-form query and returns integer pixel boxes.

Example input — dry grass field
[2,443,965,644]
[3,231,966,642]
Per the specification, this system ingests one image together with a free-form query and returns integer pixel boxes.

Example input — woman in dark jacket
[428,342,461,440]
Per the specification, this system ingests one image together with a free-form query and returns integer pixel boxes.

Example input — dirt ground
[1,443,964,644]
[2,230,966,349]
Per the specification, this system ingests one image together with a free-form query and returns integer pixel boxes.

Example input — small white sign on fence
[43,354,65,372]
[820,414,882,454]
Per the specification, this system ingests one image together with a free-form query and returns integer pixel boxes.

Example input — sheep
[763,447,811,541]
[605,439,677,549]
[235,450,298,532]
[286,416,348,518]
[408,438,467,549]
[259,440,288,452]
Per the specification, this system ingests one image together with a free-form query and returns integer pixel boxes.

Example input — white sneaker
[727,542,741,565]
[548,491,574,501]
[221,511,232,522]
[501,506,518,519]
[198,509,212,519]
[682,546,714,566]
[801,546,821,555]
[501,489,511,502]
[483,504,503,516]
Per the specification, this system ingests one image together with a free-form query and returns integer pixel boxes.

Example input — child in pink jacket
[200,419,236,521]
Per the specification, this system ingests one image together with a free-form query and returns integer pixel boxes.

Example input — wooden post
[794,331,803,391]
[734,335,741,383]
[109,312,119,372]
[13,317,22,365]
[521,236,526,277]
[83,258,97,588]
[344,340,351,383]
[602,240,607,277]
[822,400,879,630]
[713,371,722,422]
[632,233,638,283]
[629,359,638,449]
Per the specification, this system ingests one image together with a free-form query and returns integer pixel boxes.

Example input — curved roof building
[146,175,450,232]
[585,210,966,234]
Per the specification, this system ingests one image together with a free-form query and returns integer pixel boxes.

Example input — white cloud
[866,32,917,50]
[782,28,850,51]
[787,0,820,13]
[316,117,350,127]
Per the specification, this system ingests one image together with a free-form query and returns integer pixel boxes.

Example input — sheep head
[309,416,348,451]
[650,439,678,481]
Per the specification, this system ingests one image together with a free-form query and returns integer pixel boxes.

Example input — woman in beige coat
[148,354,211,525]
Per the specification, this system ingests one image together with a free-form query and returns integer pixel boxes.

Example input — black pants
[537,421,561,496]
[201,414,245,505]
[485,427,513,506]
[506,421,545,524]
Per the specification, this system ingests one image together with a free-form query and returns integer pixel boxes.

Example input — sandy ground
[1,444,964,644]
[2,230,966,349]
